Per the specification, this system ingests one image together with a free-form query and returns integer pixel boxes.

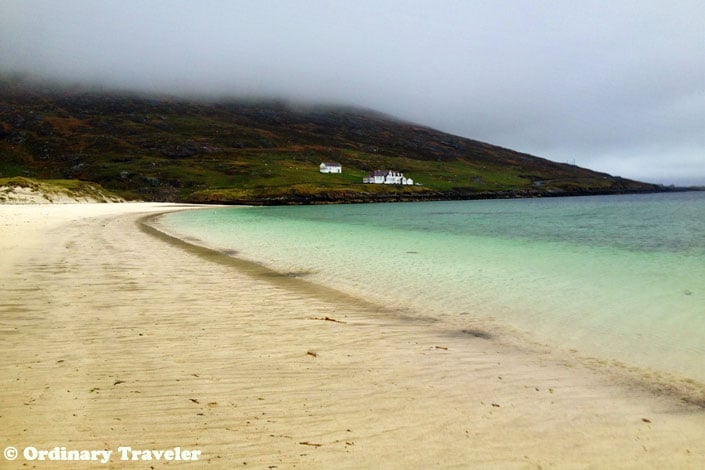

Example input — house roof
[322,162,342,166]
[367,170,404,177]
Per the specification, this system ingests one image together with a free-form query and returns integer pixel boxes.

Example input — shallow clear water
[161,192,705,382]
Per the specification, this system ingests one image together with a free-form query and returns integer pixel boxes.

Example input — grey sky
[1,0,703,184]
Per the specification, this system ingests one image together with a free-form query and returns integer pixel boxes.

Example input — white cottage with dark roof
[363,170,414,185]
[319,162,342,173]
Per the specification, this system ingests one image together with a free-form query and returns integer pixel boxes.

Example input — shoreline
[148,209,705,409]
[187,186,697,206]
[1,203,704,467]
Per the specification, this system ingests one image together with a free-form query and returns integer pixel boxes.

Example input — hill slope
[0,80,660,204]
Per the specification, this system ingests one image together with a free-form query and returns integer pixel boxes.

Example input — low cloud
[1,0,703,184]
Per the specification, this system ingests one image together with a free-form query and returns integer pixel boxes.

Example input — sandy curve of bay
[0,204,703,468]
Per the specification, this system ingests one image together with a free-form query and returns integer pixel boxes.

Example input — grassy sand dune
[0,177,125,204]
[1,204,704,468]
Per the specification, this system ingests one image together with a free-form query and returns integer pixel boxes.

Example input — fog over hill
[0,80,664,204]
[0,1,702,186]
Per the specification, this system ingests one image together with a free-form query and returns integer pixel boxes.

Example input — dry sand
[1,203,704,469]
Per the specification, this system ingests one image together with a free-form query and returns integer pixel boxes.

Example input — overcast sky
[1,0,703,185]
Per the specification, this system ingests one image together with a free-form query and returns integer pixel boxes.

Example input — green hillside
[0,78,661,204]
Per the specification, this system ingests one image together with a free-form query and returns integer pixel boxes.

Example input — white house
[363,170,414,185]
[319,162,342,173]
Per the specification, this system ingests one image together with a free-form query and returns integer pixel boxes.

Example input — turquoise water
[160,192,705,382]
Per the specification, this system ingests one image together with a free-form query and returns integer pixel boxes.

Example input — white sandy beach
[1,203,704,468]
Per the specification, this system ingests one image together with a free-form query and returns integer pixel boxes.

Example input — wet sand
[1,203,704,468]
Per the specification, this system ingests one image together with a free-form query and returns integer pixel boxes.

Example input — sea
[159,192,705,384]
